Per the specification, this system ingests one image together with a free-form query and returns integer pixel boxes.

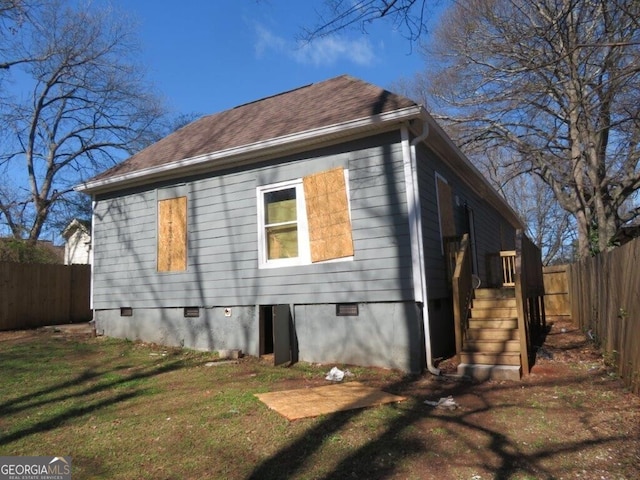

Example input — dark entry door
[273,304,291,366]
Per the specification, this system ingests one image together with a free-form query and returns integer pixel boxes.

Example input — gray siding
[93,132,414,310]
[415,142,517,299]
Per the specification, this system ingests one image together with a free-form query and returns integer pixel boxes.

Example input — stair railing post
[514,230,531,375]
[452,234,472,359]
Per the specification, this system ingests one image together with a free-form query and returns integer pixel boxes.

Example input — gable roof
[62,218,91,240]
[79,75,420,194]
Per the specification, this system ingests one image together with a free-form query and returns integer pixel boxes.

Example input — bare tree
[299,0,433,46]
[0,1,165,241]
[480,150,575,264]
[423,0,640,258]
[0,1,40,72]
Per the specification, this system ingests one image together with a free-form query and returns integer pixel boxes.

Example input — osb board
[436,177,456,238]
[303,168,354,263]
[255,381,406,420]
[157,196,187,272]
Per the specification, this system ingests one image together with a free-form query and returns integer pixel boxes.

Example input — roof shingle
[90,75,418,184]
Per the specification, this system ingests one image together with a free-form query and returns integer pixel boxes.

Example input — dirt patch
[0,328,44,343]
[405,318,640,479]
[0,323,94,343]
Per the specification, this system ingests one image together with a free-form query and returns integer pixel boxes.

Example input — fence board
[543,265,570,318]
[567,239,640,394]
[0,262,91,330]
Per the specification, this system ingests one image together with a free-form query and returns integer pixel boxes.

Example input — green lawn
[1,327,639,480]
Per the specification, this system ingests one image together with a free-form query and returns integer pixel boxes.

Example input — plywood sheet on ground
[255,381,406,420]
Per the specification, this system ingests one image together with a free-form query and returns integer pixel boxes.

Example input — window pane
[265,188,296,224]
[266,224,298,259]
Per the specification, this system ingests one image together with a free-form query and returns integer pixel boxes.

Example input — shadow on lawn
[247,370,629,480]
[0,359,184,447]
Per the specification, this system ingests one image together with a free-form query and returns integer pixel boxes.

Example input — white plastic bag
[424,395,458,409]
[325,366,345,381]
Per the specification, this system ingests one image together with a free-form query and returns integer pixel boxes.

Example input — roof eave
[76,105,423,195]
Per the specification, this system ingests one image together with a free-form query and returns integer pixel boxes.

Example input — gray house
[78,75,525,375]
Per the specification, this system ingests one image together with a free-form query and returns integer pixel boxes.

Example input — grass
[0,328,639,480]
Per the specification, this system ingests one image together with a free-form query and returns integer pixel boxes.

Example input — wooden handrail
[444,236,462,283]
[500,250,516,287]
[514,230,545,375]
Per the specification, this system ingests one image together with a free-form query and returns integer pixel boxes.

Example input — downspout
[401,120,440,376]
[90,196,95,321]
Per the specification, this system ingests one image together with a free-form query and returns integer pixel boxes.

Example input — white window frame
[257,179,310,268]
[256,170,354,269]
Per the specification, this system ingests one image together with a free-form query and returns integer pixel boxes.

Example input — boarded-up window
[436,176,456,239]
[303,168,354,263]
[157,196,187,272]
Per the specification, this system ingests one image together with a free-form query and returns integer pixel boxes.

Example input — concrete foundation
[94,301,426,373]
[294,302,423,373]
[94,306,259,356]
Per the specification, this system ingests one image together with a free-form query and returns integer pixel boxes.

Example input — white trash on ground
[424,395,458,410]
[325,366,354,382]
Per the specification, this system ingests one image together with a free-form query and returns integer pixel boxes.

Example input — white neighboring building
[62,219,92,265]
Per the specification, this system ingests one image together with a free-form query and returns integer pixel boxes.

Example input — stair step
[466,328,520,341]
[472,298,516,309]
[460,351,522,366]
[474,288,515,299]
[470,307,518,318]
[463,339,521,353]
[468,318,518,329]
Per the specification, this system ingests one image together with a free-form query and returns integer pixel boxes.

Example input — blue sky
[109,1,443,116]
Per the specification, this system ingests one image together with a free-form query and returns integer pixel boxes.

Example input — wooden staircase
[457,287,523,381]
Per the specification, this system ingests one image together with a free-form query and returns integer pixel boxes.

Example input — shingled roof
[77,75,524,228]
[82,75,419,191]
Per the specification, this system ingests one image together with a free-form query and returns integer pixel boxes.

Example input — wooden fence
[0,262,91,331]
[543,265,571,320]
[568,238,640,394]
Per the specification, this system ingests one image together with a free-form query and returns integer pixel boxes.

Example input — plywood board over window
[436,176,456,239]
[303,167,353,263]
[157,196,187,272]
